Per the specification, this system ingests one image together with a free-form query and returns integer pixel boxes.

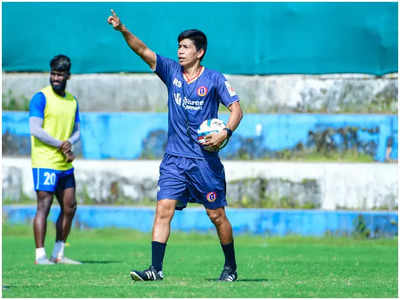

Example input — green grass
[2,224,397,298]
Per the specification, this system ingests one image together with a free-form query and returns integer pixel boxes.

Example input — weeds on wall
[2,90,30,111]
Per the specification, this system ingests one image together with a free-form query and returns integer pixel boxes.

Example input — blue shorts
[32,168,75,192]
[157,153,227,210]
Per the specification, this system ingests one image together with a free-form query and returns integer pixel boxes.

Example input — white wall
[3,72,397,113]
[3,158,397,210]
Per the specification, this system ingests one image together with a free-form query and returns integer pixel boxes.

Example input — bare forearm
[226,101,243,132]
[115,23,156,68]
[120,25,148,58]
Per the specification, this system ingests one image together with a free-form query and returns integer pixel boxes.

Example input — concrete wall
[2,72,397,113]
[3,158,397,210]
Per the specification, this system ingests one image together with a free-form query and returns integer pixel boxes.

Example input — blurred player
[108,9,243,281]
[29,54,81,265]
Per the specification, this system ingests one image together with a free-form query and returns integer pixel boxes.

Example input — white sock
[35,247,46,260]
[51,241,65,259]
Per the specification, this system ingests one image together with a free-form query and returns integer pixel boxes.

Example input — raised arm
[107,9,156,70]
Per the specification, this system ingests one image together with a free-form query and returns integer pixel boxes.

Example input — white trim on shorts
[36,168,40,190]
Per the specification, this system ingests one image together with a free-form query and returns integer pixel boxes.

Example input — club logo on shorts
[206,192,217,202]
[197,86,208,97]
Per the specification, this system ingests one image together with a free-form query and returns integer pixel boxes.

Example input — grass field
[2,223,398,298]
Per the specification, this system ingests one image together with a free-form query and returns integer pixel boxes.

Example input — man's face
[177,38,203,67]
[50,70,69,94]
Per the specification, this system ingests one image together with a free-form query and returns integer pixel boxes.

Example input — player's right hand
[107,9,123,31]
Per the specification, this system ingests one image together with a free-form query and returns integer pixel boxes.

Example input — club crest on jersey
[197,86,208,97]
[206,192,217,202]
[224,81,236,97]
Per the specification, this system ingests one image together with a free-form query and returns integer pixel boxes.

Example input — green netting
[2,2,397,75]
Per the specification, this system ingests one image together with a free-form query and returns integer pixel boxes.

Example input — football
[197,118,229,152]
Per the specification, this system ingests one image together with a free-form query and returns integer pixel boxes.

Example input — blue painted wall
[2,112,397,161]
[3,206,397,238]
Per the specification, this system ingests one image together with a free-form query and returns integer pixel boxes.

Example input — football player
[108,9,243,281]
[29,55,81,265]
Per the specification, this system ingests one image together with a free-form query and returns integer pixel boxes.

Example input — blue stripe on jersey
[74,99,80,123]
[29,91,80,124]
[29,92,46,118]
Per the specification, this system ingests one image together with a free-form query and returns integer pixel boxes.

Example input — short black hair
[178,29,207,60]
[50,55,71,73]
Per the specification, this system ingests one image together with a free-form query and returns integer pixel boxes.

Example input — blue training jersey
[155,54,239,159]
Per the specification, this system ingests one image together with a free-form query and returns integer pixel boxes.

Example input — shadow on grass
[206,279,268,282]
[80,260,122,264]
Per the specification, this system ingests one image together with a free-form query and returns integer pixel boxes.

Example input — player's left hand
[60,141,72,154]
[203,130,228,149]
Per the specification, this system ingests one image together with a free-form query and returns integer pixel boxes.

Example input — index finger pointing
[110,9,117,17]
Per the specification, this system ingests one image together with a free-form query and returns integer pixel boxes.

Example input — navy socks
[152,241,166,272]
[221,241,237,271]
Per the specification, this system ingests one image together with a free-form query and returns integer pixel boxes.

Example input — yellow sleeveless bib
[31,86,77,170]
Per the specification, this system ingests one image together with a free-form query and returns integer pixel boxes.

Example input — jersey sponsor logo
[183,97,204,111]
[173,78,182,88]
[224,81,236,97]
[175,92,204,110]
[197,86,208,97]
[206,191,217,202]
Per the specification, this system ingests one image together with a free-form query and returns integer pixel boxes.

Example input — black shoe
[219,265,237,281]
[130,265,164,281]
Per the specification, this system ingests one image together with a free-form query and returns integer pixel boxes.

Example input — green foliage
[2,192,35,205]
[2,90,30,111]
[79,185,97,205]
[353,215,371,239]
[2,224,397,298]
[270,149,375,163]
[368,88,398,113]
[228,177,320,209]
[234,95,397,114]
